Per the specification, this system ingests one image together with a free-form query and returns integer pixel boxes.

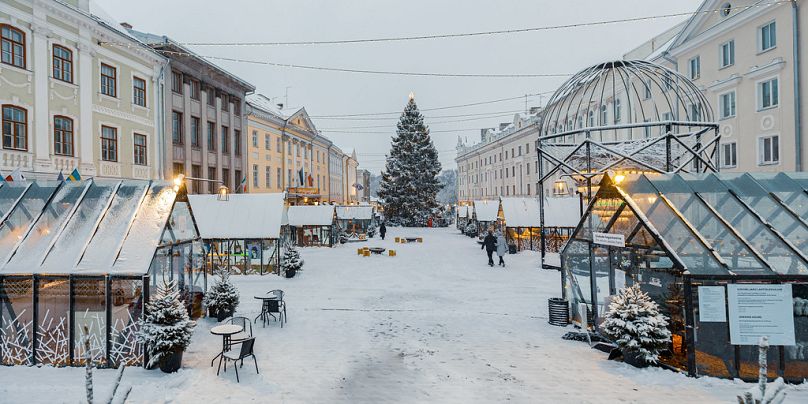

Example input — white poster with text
[727,284,795,346]
[698,286,727,322]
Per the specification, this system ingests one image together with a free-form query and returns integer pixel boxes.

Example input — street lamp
[552,179,569,197]
[217,185,230,201]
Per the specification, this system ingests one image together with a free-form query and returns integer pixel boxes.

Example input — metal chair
[266,299,286,327]
[218,338,258,383]
[227,316,253,346]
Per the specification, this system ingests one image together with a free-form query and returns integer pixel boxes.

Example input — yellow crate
[357,248,364,255]
[388,250,396,257]
[394,237,400,243]
[363,250,371,257]
[417,238,423,243]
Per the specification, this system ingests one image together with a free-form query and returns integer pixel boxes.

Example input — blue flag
[57,170,64,182]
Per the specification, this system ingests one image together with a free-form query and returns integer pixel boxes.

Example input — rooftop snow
[336,205,373,220]
[543,197,581,228]
[500,198,541,228]
[473,200,500,222]
[287,205,335,226]
[188,193,285,239]
[457,206,468,218]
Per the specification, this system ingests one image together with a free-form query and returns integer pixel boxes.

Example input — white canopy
[336,205,373,220]
[543,197,581,228]
[473,200,500,222]
[287,205,335,226]
[457,205,468,218]
[500,197,541,228]
[188,193,285,239]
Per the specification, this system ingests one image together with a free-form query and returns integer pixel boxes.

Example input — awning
[287,205,335,226]
[473,200,500,222]
[500,197,541,227]
[188,193,285,239]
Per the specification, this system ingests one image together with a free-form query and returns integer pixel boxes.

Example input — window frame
[100,125,118,162]
[132,76,147,107]
[756,76,779,111]
[234,129,242,156]
[133,133,147,166]
[1,24,26,69]
[718,90,736,119]
[688,55,700,80]
[757,134,780,166]
[758,20,776,53]
[189,79,200,100]
[719,39,735,68]
[52,44,73,83]
[190,116,200,148]
[720,141,737,168]
[53,115,74,156]
[100,63,117,98]
[221,126,229,154]
[172,111,183,145]
[2,104,28,151]
[171,71,183,94]
[207,121,216,151]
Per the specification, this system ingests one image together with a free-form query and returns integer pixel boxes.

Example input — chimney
[120,22,133,30]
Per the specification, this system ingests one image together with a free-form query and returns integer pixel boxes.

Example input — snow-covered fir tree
[601,284,671,364]
[378,93,442,226]
[203,269,240,316]
[281,243,304,275]
[137,281,196,367]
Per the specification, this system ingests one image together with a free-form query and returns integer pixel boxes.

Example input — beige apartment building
[455,112,542,203]
[0,0,165,180]
[127,29,255,193]
[246,94,360,205]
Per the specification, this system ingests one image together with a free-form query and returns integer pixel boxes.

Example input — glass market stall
[188,193,284,276]
[335,205,375,241]
[472,200,501,235]
[284,205,336,247]
[561,172,808,380]
[500,197,579,253]
[0,179,200,368]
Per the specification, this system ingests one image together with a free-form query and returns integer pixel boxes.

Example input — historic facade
[0,0,165,180]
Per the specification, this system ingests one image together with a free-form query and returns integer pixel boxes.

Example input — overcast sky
[97,0,702,174]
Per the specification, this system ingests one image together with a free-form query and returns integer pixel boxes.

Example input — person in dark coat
[379,222,387,240]
[481,230,496,267]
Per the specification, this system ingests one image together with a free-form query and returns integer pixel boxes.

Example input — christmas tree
[137,281,196,368]
[378,93,442,226]
[281,243,304,277]
[203,269,240,318]
[601,284,671,364]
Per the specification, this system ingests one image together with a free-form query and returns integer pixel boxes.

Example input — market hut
[456,205,469,230]
[541,197,580,254]
[335,205,375,241]
[188,193,284,275]
[0,179,200,368]
[472,200,501,234]
[284,205,336,247]
[561,172,808,381]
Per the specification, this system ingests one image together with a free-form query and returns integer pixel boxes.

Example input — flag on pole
[67,168,81,182]
[238,175,247,193]
[5,168,24,182]
[57,170,64,182]
[298,168,304,187]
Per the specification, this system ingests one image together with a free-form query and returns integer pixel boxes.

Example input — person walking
[379,222,387,240]
[481,230,496,267]
[496,232,507,267]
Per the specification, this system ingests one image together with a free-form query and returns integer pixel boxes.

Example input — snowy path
[2,226,807,403]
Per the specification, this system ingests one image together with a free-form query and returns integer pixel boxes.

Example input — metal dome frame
[537,60,721,269]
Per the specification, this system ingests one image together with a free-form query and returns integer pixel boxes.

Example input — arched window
[577,116,583,129]
[1,25,25,68]
[588,110,595,127]
[54,116,74,156]
[2,105,27,150]
[614,99,622,123]
[600,104,608,124]
[52,45,73,83]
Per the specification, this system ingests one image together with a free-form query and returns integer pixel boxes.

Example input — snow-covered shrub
[737,336,787,404]
[464,223,478,237]
[281,243,304,277]
[137,281,196,368]
[601,284,671,364]
[203,269,240,318]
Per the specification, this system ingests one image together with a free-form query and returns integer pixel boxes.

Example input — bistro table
[254,294,281,327]
[210,324,243,370]
[405,237,419,243]
[368,247,386,255]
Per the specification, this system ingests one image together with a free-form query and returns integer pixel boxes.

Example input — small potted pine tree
[137,281,196,373]
[601,284,671,368]
[281,244,304,278]
[204,269,240,321]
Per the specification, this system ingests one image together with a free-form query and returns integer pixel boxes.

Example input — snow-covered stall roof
[287,205,335,226]
[0,179,183,276]
[543,197,581,228]
[457,206,468,218]
[188,193,285,239]
[473,200,500,222]
[500,198,541,227]
[336,205,373,220]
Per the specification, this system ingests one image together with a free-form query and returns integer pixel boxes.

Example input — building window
[663,72,674,90]
[100,63,117,97]
[277,167,281,187]
[758,77,779,110]
[191,165,201,193]
[252,130,258,147]
[133,133,147,166]
[720,40,735,68]
[688,103,702,122]
[220,94,229,112]
[173,163,184,178]
[191,117,200,148]
[527,183,531,195]
[614,99,621,123]
[719,91,736,119]
[265,166,271,188]
[208,166,217,193]
[688,56,700,80]
[207,122,216,151]
[643,119,651,138]
[132,77,147,107]
[2,105,27,150]
[587,110,595,126]
[252,164,259,188]
[234,130,241,156]
[223,168,230,189]
[52,45,73,83]
[233,98,241,116]
[265,134,271,150]
[277,137,281,151]
[221,126,229,154]
[100,126,117,162]
[758,135,780,165]
[720,142,737,168]
[759,21,776,52]
[644,80,652,100]
[207,86,215,106]
[1,25,25,68]
[599,104,607,124]
[287,168,292,186]
[189,79,200,100]
[171,71,183,94]
[172,111,183,145]
[53,115,73,156]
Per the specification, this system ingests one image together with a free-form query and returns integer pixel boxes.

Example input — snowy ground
[2,226,808,403]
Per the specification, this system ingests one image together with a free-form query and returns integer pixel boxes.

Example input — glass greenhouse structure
[562,172,808,380]
[283,205,336,247]
[0,179,202,368]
